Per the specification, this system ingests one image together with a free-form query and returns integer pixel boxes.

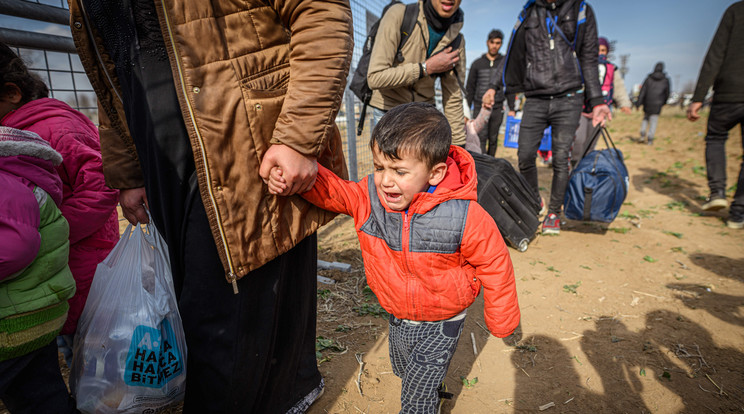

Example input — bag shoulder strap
[549,0,585,50]
[396,2,419,62]
[548,0,586,83]
[357,2,418,136]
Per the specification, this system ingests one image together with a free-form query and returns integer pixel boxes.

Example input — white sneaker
[727,218,744,229]
[702,196,728,211]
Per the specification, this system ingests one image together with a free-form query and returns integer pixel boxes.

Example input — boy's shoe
[727,217,744,229]
[647,139,654,145]
[542,213,561,235]
[538,197,547,216]
[701,195,729,211]
[437,383,453,414]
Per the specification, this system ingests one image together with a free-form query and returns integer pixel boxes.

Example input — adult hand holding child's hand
[259,144,317,195]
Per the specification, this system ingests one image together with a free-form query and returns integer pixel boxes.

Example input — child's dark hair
[0,43,49,103]
[370,102,451,168]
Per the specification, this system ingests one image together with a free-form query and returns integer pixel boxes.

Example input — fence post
[343,86,358,182]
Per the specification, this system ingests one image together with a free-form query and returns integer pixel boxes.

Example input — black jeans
[474,105,504,156]
[0,340,79,414]
[705,102,744,219]
[518,94,583,214]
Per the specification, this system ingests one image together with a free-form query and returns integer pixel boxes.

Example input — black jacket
[637,63,670,115]
[466,54,505,108]
[692,1,744,103]
[498,0,603,109]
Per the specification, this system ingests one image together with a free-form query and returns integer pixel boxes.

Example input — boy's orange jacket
[303,146,520,337]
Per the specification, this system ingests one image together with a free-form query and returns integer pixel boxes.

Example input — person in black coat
[481,0,610,236]
[687,1,744,228]
[465,29,511,155]
[636,62,671,145]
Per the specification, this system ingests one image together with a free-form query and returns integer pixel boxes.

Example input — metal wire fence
[2,0,390,181]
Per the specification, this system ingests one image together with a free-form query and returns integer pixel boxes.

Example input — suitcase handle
[582,126,620,160]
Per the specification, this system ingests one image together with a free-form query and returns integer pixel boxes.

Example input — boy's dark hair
[0,43,49,103]
[488,29,504,41]
[370,102,451,168]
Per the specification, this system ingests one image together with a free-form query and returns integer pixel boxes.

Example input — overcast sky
[460,0,738,93]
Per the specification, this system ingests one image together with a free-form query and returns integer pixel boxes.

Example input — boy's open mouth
[384,192,402,203]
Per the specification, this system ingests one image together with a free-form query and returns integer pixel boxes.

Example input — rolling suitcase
[470,152,541,252]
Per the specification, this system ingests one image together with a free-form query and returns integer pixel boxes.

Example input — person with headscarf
[571,36,632,167]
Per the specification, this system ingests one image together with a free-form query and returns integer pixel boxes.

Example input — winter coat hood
[2,98,99,142]
[406,145,477,215]
[0,126,63,205]
[650,63,666,80]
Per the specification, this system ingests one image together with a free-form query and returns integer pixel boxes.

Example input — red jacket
[304,146,520,337]
[2,98,119,335]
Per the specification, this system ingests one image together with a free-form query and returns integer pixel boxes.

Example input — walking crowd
[0,0,742,413]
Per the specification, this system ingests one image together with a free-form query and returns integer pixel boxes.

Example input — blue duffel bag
[564,128,629,222]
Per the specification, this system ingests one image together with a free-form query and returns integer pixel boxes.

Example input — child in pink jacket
[0,43,119,364]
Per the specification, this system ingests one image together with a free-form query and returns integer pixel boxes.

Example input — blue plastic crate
[504,116,552,151]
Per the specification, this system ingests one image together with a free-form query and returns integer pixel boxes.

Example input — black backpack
[349,1,418,136]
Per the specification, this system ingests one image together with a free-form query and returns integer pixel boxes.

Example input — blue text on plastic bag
[124,319,184,388]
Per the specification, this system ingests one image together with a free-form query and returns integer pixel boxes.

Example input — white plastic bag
[70,221,187,413]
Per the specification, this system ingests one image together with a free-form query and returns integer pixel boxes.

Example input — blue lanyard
[546,12,558,37]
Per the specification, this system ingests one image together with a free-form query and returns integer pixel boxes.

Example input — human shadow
[512,312,744,412]
[561,220,610,235]
[632,167,709,215]
[512,334,617,412]
[667,283,744,327]
[640,310,744,411]
[687,253,744,281]
[581,312,744,412]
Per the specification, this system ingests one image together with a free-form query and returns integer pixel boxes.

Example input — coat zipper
[160,3,238,294]
[402,211,417,318]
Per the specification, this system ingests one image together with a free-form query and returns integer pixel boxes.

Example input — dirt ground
[2,107,741,414]
[308,107,744,413]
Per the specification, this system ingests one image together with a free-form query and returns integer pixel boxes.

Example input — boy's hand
[501,322,523,346]
[259,144,317,195]
[266,166,288,195]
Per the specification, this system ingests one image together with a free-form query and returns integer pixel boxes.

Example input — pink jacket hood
[2,99,119,336]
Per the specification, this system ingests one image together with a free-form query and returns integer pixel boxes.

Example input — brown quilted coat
[68,0,353,286]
